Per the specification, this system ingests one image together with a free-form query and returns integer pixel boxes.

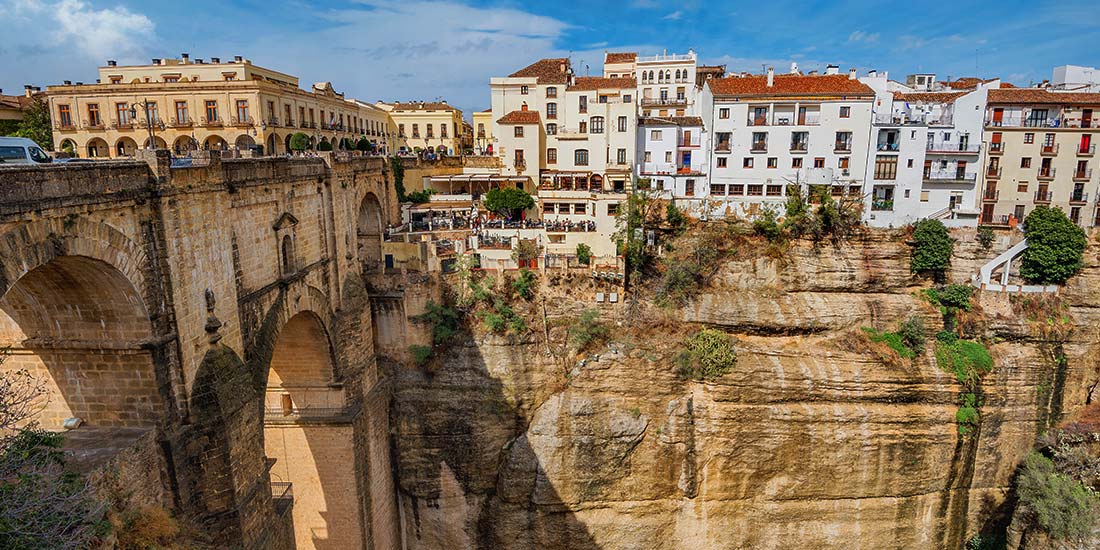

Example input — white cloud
[662,10,683,20]
[2,0,154,62]
[847,30,880,43]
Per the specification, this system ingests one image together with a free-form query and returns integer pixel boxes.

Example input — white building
[859,73,994,227]
[604,51,701,118]
[695,68,875,218]
[1053,65,1100,92]
[636,116,707,199]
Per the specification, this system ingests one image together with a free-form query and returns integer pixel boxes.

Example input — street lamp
[129,99,164,149]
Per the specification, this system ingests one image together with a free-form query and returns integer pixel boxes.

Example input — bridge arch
[357,191,384,271]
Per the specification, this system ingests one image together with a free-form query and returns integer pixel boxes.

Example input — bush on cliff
[1021,206,1087,285]
[412,301,461,345]
[910,219,953,279]
[569,309,609,352]
[1017,451,1099,541]
[935,339,992,387]
[675,328,737,380]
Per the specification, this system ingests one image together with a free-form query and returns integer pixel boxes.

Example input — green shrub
[936,330,958,344]
[862,327,915,359]
[317,139,334,151]
[911,219,953,277]
[937,284,975,311]
[675,328,737,380]
[576,243,592,266]
[1021,206,1088,284]
[512,268,536,300]
[568,309,609,352]
[289,132,311,151]
[484,187,535,220]
[412,301,461,345]
[977,226,995,250]
[897,316,928,356]
[936,339,993,387]
[512,240,539,265]
[356,137,371,152]
[1017,451,1099,540]
[666,202,687,233]
[752,207,784,243]
[405,189,432,203]
[409,345,432,366]
[956,392,980,434]
[478,298,526,335]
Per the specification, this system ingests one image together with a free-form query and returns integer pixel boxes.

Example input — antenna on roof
[585,63,590,77]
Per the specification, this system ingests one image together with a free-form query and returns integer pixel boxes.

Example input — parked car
[0,137,52,165]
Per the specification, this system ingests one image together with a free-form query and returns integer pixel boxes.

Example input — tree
[512,239,539,265]
[356,138,370,152]
[614,186,664,279]
[12,95,53,150]
[317,139,333,152]
[484,187,534,220]
[1021,206,1087,284]
[576,243,592,266]
[288,132,311,152]
[1017,451,1098,540]
[911,219,953,279]
[666,202,687,234]
[390,156,407,201]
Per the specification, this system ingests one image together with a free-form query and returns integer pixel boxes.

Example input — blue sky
[1,0,1098,118]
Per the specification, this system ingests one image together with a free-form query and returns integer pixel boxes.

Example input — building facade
[376,101,464,154]
[980,88,1100,227]
[46,55,390,158]
[636,116,708,199]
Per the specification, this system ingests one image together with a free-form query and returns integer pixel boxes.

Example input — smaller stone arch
[86,137,109,158]
[59,138,77,154]
[173,135,198,154]
[204,134,227,151]
[143,136,168,149]
[266,133,278,155]
[115,136,138,157]
[235,134,256,150]
[357,192,384,271]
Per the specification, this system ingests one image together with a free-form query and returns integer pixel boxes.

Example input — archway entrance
[173,135,197,154]
[115,137,138,157]
[263,311,362,550]
[235,134,256,150]
[357,193,384,272]
[86,138,108,158]
[204,135,227,151]
[267,133,278,156]
[0,256,160,467]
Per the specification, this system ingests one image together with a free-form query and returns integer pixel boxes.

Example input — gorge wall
[387,229,1100,549]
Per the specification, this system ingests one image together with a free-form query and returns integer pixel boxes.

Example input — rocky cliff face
[389,230,1100,549]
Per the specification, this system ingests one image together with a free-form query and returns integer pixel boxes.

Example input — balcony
[989,142,1004,155]
[264,386,351,423]
[834,141,852,153]
[1070,190,1089,204]
[1079,144,1096,156]
[54,121,76,131]
[790,142,808,153]
[82,119,104,130]
[876,142,900,152]
[168,116,192,128]
[637,52,695,62]
[200,116,223,128]
[987,117,1056,128]
[514,159,527,170]
[715,143,731,153]
[871,199,894,211]
[1040,144,1059,156]
[747,116,768,127]
[641,97,688,107]
[271,482,293,515]
[749,142,767,153]
[1034,190,1053,203]
[982,189,999,202]
[926,142,980,155]
[923,170,977,184]
[678,139,699,149]
[986,166,1002,178]
[265,116,280,126]
[1037,167,1056,180]
[283,118,295,128]
[1073,168,1092,181]
[111,118,135,130]
[230,116,253,127]
[556,128,588,139]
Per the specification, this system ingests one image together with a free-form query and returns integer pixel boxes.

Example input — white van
[0,137,52,165]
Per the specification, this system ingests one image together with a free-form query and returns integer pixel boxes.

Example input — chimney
[211,57,220,63]
[766,67,774,87]
[75,82,83,86]
[152,58,161,65]
[107,59,117,67]
[95,79,100,84]
[868,69,877,78]
[825,64,839,75]
[790,62,798,74]
[521,103,528,111]
[181,52,190,62]
[234,55,243,62]
[23,85,32,96]
[848,67,857,80]
[64,80,72,85]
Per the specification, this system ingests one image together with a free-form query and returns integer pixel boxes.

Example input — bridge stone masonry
[0,151,406,549]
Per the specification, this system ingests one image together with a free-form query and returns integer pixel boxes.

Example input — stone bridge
[0,151,401,550]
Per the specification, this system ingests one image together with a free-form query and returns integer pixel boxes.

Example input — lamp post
[129,99,163,149]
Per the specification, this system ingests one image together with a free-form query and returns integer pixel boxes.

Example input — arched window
[590,116,605,134]
[574,149,589,166]
[648,70,655,81]
[641,72,647,82]
[675,69,681,81]
[658,71,664,83]
[281,235,295,275]
[665,70,672,82]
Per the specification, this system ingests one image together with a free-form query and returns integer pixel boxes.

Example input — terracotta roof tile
[946,77,984,89]
[892,91,968,103]
[988,88,1100,105]
[0,94,34,110]
[391,101,460,112]
[638,116,704,127]
[567,76,636,91]
[497,110,541,124]
[707,74,874,98]
[604,52,637,64]
[509,58,570,84]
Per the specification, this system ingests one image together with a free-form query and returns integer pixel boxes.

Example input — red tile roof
[509,58,570,84]
[707,74,874,98]
[638,116,705,127]
[946,77,985,90]
[0,94,34,111]
[391,101,460,112]
[892,91,968,103]
[497,110,541,124]
[567,76,636,91]
[987,88,1100,105]
[604,52,637,64]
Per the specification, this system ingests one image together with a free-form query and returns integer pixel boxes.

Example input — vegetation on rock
[1017,451,1099,540]
[1020,206,1087,285]
[510,268,536,300]
[390,156,407,201]
[910,219,953,279]
[675,328,737,380]
[977,226,995,250]
[568,309,609,353]
[575,243,592,266]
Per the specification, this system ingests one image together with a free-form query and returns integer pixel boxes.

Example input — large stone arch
[115,136,138,157]
[357,192,384,272]
[86,137,109,158]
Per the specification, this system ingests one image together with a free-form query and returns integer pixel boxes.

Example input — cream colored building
[472,109,494,154]
[981,88,1100,227]
[375,101,464,154]
[46,55,393,158]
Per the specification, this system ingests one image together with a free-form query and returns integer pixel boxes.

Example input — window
[665,151,673,163]
[747,184,764,196]
[623,94,632,103]
[617,116,627,132]
[204,100,218,122]
[574,203,586,214]
[87,103,100,126]
[575,149,589,166]
[426,124,434,138]
[743,157,753,168]
[235,100,249,122]
[579,95,588,113]
[477,123,485,138]
[711,184,726,195]
[520,85,529,95]
[58,104,72,127]
[591,116,604,133]
[116,102,130,125]
[281,236,295,275]
[726,184,743,196]
[514,150,524,166]
[717,157,728,168]
[920,191,930,202]
[514,126,524,137]
[839,157,850,169]
[608,203,620,215]
[650,130,662,140]
[835,131,852,151]
[1017,182,1029,192]
[874,155,898,180]
[685,180,695,196]
[792,157,803,168]
[441,123,448,138]
[545,147,557,164]
[719,108,730,119]
[1024,133,1034,144]
[814,157,825,168]
[412,124,419,138]
[716,132,731,151]
[544,202,556,214]
[617,148,627,164]
[907,159,914,168]
[751,132,767,151]
[398,124,405,137]
[839,106,851,118]
[644,151,651,162]
[547,86,557,98]
[579,121,587,133]
[599,95,609,104]
[766,184,783,196]
[1021,157,1031,168]
[546,102,557,119]
[767,157,778,169]
[546,123,557,135]
[172,101,187,124]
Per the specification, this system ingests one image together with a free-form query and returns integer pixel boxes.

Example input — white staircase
[971,238,1058,293]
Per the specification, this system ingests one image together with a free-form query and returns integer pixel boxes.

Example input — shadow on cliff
[379,283,601,549]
